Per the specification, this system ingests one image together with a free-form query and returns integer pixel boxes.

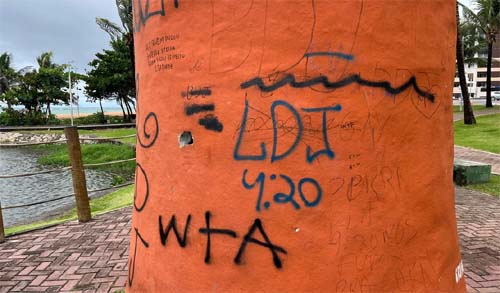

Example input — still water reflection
[0,147,114,227]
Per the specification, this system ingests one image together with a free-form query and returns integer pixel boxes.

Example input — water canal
[0,147,115,227]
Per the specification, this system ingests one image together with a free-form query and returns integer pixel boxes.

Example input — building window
[478,72,487,78]
[468,73,474,81]
[454,82,459,87]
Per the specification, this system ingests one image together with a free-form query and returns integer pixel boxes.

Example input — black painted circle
[134,163,149,212]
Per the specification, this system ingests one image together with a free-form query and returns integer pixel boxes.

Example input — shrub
[58,113,126,125]
[0,108,52,126]
[0,108,24,126]
[0,109,127,126]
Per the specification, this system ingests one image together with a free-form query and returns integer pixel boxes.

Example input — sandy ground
[55,111,123,119]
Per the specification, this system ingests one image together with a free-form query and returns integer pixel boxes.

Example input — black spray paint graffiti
[128,227,150,287]
[181,87,212,99]
[134,0,179,31]
[198,115,224,132]
[185,104,215,116]
[184,101,224,133]
[134,163,150,212]
[240,73,435,102]
[199,211,238,264]
[159,214,191,247]
[234,219,287,269]
[137,112,159,148]
[157,211,287,269]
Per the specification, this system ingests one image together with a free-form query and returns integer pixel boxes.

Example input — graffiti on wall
[128,0,463,291]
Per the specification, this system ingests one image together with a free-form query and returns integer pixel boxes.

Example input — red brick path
[0,209,130,292]
[0,188,499,292]
[456,188,500,292]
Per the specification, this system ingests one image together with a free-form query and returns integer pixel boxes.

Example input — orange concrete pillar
[129,0,465,291]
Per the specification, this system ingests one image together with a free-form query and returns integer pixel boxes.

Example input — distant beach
[0,105,127,119]
[55,111,123,119]
[50,106,125,119]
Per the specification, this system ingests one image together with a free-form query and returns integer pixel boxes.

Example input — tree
[84,38,135,122]
[0,53,18,109]
[96,0,135,92]
[460,0,500,108]
[83,66,108,122]
[36,52,56,69]
[0,53,38,110]
[461,17,488,67]
[457,2,477,124]
[38,66,70,116]
[12,69,43,113]
[35,51,70,116]
[93,0,136,121]
[0,53,13,94]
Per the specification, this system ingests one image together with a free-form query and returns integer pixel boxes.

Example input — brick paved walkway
[457,188,500,292]
[0,188,499,292]
[0,209,131,292]
[455,145,500,175]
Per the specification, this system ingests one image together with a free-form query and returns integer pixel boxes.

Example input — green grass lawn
[35,142,136,183]
[5,185,134,236]
[454,114,500,154]
[79,128,136,144]
[14,128,137,183]
[453,105,500,113]
[466,175,500,197]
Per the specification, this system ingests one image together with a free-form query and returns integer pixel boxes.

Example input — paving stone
[456,188,500,292]
[0,186,498,292]
[0,208,131,292]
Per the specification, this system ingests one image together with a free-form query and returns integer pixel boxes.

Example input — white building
[453,66,500,99]
[453,33,500,99]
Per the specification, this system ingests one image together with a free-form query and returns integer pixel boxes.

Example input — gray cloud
[0,0,120,72]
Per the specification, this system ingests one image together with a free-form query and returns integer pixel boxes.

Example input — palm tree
[36,52,56,69]
[0,53,13,95]
[461,13,488,67]
[0,52,18,109]
[460,0,500,108]
[457,3,477,124]
[36,51,59,116]
[96,0,136,121]
[96,0,135,80]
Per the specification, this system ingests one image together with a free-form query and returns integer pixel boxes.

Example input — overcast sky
[0,0,121,107]
[0,0,120,71]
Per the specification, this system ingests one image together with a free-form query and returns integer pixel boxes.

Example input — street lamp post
[68,61,74,126]
[69,70,73,126]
